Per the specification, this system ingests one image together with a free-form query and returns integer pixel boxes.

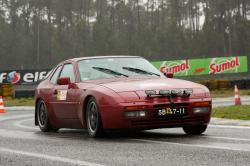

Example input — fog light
[159,90,171,96]
[193,107,210,114]
[125,112,136,117]
[125,111,146,118]
[145,90,157,96]
[139,111,146,117]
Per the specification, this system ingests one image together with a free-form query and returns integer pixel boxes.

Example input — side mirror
[164,72,174,78]
[57,77,71,85]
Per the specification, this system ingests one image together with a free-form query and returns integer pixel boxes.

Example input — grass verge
[212,105,250,120]
[3,98,34,107]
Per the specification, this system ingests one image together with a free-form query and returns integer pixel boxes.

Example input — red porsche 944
[35,56,212,137]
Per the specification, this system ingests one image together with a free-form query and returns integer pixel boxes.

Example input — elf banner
[0,69,50,85]
[151,56,248,76]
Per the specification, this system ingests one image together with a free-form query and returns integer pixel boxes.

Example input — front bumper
[100,98,212,129]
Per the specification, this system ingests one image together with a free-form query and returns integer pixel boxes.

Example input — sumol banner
[151,56,248,76]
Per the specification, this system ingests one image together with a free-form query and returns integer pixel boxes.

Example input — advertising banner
[151,56,248,76]
[0,69,50,85]
[1,56,248,84]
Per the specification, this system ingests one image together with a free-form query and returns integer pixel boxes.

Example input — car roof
[64,55,141,63]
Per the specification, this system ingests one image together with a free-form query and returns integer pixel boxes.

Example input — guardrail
[0,84,13,98]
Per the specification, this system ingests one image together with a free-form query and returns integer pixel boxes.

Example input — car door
[50,63,78,119]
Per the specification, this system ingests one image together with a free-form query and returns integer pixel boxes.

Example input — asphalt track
[1,102,250,166]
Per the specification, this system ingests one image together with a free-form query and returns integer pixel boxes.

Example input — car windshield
[77,57,164,81]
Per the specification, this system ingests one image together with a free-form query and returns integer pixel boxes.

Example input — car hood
[97,77,202,92]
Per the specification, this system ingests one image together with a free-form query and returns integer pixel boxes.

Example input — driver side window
[60,63,76,83]
[50,66,62,84]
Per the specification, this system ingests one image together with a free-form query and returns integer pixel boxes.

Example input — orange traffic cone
[234,85,242,106]
[0,96,6,113]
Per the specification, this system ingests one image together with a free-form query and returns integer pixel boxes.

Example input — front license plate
[158,107,187,117]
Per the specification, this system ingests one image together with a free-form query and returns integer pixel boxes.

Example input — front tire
[36,100,59,132]
[183,124,207,135]
[86,97,103,138]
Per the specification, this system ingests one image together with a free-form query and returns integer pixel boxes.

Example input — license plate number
[158,107,186,117]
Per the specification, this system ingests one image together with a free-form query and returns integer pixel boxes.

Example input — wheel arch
[82,95,95,125]
[35,98,42,126]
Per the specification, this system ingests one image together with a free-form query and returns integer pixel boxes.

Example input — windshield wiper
[122,67,160,77]
[92,67,129,77]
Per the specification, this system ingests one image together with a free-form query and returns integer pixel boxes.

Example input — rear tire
[36,100,59,132]
[183,124,207,135]
[86,97,103,138]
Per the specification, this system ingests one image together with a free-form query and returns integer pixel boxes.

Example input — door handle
[68,83,77,89]
[53,90,58,95]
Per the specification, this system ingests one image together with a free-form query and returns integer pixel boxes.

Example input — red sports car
[35,56,212,137]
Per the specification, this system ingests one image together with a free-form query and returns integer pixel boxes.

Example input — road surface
[1,101,250,166]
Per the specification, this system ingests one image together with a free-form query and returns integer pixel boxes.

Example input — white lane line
[13,118,37,130]
[130,139,250,152]
[201,136,250,142]
[0,147,105,166]
[213,120,243,125]
[0,114,33,122]
[5,106,34,111]
[209,124,250,129]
